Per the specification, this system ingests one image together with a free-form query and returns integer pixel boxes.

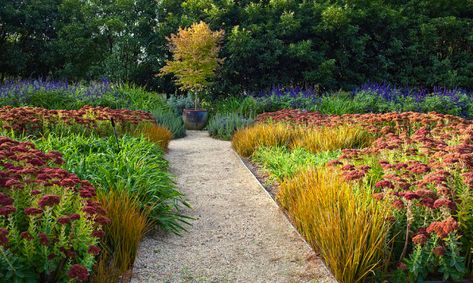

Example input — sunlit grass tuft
[92,189,150,283]
[232,123,300,157]
[291,125,374,153]
[132,122,172,150]
[278,168,392,283]
[232,123,373,158]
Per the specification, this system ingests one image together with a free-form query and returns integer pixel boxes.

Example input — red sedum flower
[67,264,89,281]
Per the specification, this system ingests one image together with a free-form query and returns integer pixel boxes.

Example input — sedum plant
[0,137,108,282]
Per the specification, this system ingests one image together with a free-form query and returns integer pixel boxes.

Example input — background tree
[0,0,472,93]
[159,21,224,108]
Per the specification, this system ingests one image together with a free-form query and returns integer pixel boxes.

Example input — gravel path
[131,131,335,283]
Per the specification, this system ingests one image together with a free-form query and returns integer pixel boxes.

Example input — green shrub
[167,94,194,115]
[33,133,189,233]
[212,96,261,118]
[319,92,358,114]
[152,111,186,139]
[207,113,254,140]
[114,84,168,112]
[420,93,471,117]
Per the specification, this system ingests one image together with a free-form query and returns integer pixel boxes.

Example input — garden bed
[0,102,186,282]
[232,109,473,282]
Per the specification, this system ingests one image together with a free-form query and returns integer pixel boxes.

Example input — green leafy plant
[33,133,189,233]
[252,146,340,182]
[0,136,106,282]
[152,110,186,139]
[207,113,254,140]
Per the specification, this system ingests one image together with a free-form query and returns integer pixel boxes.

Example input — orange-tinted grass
[290,125,374,153]
[92,189,150,283]
[232,123,301,157]
[133,122,172,150]
[278,168,392,283]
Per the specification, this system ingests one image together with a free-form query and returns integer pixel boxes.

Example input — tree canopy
[1,0,472,94]
[159,21,224,94]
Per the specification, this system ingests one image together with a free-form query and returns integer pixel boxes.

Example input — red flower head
[38,195,60,208]
[402,192,420,200]
[375,180,394,189]
[69,213,80,221]
[79,188,96,198]
[95,215,111,225]
[412,233,428,245]
[427,217,459,238]
[4,178,23,189]
[0,228,8,246]
[38,232,49,246]
[396,262,408,271]
[67,264,89,282]
[392,199,405,209]
[0,193,13,206]
[433,198,456,210]
[20,231,33,240]
[372,193,384,200]
[433,246,446,257]
[0,205,16,217]
[24,207,42,216]
[420,197,435,208]
[88,245,101,255]
[57,216,71,225]
[92,230,105,238]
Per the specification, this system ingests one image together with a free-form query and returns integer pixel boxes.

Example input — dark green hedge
[1,0,472,94]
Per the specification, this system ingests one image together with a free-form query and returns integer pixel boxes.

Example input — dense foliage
[0,79,168,111]
[159,21,224,101]
[1,0,472,93]
[207,113,253,140]
[213,85,473,118]
[0,137,106,282]
[0,98,187,281]
[233,110,473,281]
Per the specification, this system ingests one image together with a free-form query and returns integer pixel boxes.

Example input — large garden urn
[182,109,208,130]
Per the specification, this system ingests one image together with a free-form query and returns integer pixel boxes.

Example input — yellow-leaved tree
[159,21,224,108]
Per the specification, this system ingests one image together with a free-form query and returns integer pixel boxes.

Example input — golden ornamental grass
[278,168,392,283]
[290,125,374,153]
[232,123,373,157]
[232,123,301,157]
[133,122,172,150]
[93,189,150,283]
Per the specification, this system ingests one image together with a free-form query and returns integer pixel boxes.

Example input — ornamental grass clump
[278,168,392,283]
[291,125,374,153]
[92,189,149,283]
[0,136,108,282]
[232,123,300,157]
[131,122,172,150]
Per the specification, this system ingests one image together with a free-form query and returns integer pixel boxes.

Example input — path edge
[231,149,337,282]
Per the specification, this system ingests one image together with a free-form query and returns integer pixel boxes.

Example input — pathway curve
[131,131,334,283]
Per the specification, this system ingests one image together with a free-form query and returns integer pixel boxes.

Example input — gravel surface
[131,131,335,283]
